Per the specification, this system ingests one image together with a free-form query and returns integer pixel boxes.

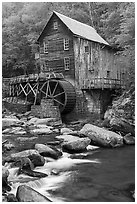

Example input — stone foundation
[2,97,31,113]
[31,98,61,120]
[83,89,113,119]
[63,88,114,122]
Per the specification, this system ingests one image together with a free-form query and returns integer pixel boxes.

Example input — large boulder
[2,166,9,184]
[103,88,135,135]
[109,117,135,136]
[16,185,51,202]
[27,117,62,126]
[18,169,48,178]
[56,134,80,142]
[5,149,45,167]
[2,166,11,192]
[27,117,38,125]
[35,143,62,159]
[2,118,23,129]
[123,133,135,145]
[17,157,48,178]
[60,127,74,135]
[80,124,123,147]
[62,137,91,153]
[30,128,52,135]
[19,157,34,170]
[35,124,54,129]
[2,127,26,135]
[6,193,18,202]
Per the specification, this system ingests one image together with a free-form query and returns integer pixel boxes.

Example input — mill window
[107,70,110,78]
[44,42,48,53]
[85,46,89,53]
[53,21,58,30]
[64,57,70,70]
[122,72,125,80]
[117,71,119,79]
[64,38,69,50]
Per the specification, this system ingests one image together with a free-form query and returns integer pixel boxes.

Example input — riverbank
[2,108,135,202]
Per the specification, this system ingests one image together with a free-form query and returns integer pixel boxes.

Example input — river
[3,133,135,202]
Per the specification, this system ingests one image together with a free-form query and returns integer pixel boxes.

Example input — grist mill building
[3,11,125,119]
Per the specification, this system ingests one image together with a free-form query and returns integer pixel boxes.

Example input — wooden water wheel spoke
[46,81,49,97]
[53,91,65,98]
[53,98,64,106]
[48,81,52,96]
[41,89,50,97]
[52,81,59,96]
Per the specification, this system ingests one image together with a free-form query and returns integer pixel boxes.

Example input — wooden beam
[28,83,37,96]
[34,83,39,105]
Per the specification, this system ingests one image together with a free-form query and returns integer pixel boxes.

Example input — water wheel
[40,79,76,113]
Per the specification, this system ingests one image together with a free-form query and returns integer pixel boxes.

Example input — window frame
[44,42,48,54]
[85,45,89,53]
[106,70,110,78]
[64,38,69,50]
[64,57,70,70]
[53,21,58,30]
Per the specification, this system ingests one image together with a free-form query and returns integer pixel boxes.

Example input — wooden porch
[81,77,125,90]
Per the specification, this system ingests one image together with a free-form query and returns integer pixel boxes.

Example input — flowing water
[3,133,135,202]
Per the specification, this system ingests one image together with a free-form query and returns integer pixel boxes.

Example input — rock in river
[2,118,23,129]
[60,127,74,135]
[62,137,91,153]
[2,166,9,184]
[5,149,45,167]
[27,117,62,126]
[123,133,135,145]
[80,124,123,147]
[2,166,11,192]
[16,185,51,202]
[18,169,48,178]
[35,143,62,159]
[56,134,80,142]
[30,128,52,135]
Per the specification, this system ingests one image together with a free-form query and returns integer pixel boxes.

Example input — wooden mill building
[4,11,125,118]
[35,11,125,118]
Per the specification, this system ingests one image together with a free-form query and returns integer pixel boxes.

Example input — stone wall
[83,89,113,119]
[31,98,61,120]
[3,99,31,113]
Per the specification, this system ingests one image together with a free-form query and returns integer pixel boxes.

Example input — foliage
[2,2,135,88]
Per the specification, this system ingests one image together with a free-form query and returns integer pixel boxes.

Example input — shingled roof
[37,11,109,46]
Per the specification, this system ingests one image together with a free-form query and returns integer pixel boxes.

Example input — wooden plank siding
[73,37,122,89]
[38,13,125,90]
[39,14,75,79]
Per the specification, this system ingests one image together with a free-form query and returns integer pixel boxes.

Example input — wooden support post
[34,83,39,105]
[9,85,12,96]
[13,85,15,97]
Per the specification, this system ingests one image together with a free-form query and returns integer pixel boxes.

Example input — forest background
[2,2,135,90]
